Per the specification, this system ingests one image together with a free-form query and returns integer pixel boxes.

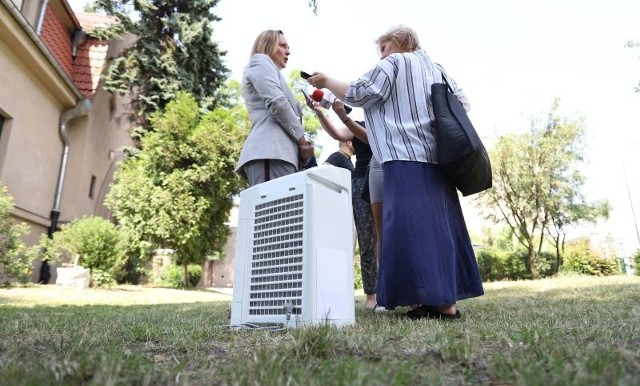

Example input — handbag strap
[439,69,454,93]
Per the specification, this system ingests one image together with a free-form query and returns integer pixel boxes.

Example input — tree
[476,100,609,277]
[537,103,610,272]
[105,91,248,286]
[93,0,229,133]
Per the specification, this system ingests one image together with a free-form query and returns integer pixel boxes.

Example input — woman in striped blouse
[308,26,484,319]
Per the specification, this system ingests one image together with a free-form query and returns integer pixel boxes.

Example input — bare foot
[365,294,377,309]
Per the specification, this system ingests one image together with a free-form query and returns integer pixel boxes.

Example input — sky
[69,0,640,256]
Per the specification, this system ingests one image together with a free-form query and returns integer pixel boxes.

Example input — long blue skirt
[376,161,484,309]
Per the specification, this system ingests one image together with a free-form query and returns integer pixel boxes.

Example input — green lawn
[0,276,638,386]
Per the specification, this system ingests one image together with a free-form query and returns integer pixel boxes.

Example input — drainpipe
[49,98,93,234]
[40,98,92,283]
[35,0,50,35]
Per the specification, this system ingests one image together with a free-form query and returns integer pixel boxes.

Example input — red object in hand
[311,89,324,102]
[310,88,352,113]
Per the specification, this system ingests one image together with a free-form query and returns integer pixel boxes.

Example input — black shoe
[406,305,461,320]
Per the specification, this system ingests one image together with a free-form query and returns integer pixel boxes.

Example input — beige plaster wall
[0,7,134,283]
[0,38,65,230]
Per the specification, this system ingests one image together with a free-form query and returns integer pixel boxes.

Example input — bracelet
[341,117,351,124]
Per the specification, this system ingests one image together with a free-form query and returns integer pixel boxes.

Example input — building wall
[2,1,240,286]
[68,40,134,221]
[0,13,69,243]
[208,227,237,287]
[0,1,133,282]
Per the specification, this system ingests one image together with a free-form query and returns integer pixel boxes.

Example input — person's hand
[332,99,346,114]
[298,142,314,166]
[305,98,323,114]
[332,99,348,116]
[304,95,314,109]
[308,72,328,89]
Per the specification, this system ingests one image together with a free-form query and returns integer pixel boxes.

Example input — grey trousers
[243,159,297,187]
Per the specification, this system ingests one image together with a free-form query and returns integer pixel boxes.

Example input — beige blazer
[236,54,305,176]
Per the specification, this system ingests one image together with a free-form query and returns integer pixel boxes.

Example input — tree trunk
[525,245,539,278]
[524,246,533,276]
[559,233,566,269]
[554,234,561,275]
[183,262,189,289]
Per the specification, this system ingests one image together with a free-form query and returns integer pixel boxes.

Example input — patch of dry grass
[0,284,232,306]
[0,276,638,386]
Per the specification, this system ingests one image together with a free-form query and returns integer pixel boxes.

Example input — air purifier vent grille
[231,166,355,328]
[248,194,305,316]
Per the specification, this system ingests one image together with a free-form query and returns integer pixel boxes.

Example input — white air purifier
[230,165,355,328]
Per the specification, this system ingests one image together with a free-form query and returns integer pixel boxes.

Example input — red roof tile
[71,39,109,98]
[39,6,115,98]
[40,5,74,78]
[72,13,115,97]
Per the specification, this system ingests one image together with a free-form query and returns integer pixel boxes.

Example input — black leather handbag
[431,75,492,196]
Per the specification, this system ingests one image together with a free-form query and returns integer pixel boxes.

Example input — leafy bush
[536,251,558,277]
[117,230,153,285]
[0,185,34,284]
[162,264,203,288]
[43,216,127,280]
[91,269,116,288]
[633,250,640,276]
[475,249,529,282]
[563,239,621,276]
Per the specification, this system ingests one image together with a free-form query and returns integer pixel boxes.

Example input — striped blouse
[343,49,469,165]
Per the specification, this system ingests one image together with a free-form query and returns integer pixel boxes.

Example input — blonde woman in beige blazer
[236,30,313,187]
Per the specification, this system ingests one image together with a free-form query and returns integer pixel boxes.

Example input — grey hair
[375,25,421,52]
